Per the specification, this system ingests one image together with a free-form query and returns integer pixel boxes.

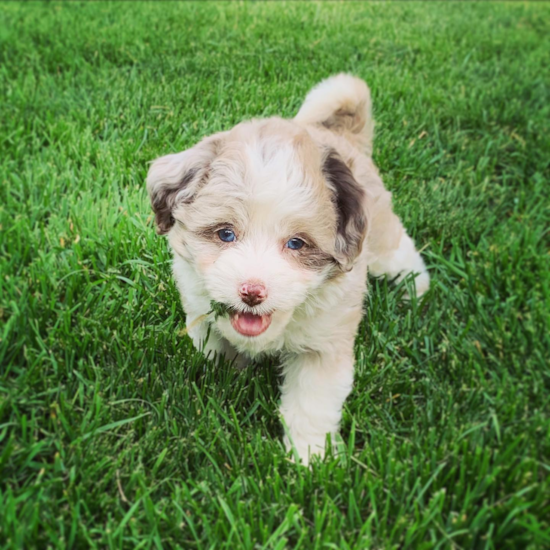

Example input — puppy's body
[147,75,429,462]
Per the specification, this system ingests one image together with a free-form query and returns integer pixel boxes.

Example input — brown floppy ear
[322,149,367,271]
[146,133,225,234]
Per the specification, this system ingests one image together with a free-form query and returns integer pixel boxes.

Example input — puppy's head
[147,118,366,353]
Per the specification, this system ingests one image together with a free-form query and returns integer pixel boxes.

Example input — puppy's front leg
[280,349,354,464]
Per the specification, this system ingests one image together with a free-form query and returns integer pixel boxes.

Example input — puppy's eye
[286,237,305,250]
[218,228,236,243]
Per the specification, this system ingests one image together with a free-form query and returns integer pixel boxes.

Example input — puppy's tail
[295,73,374,155]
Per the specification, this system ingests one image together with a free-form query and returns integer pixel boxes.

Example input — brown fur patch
[151,168,197,234]
[147,133,226,235]
[298,247,337,271]
[285,233,336,272]
[195,223,239,246]
[322,150,367,268]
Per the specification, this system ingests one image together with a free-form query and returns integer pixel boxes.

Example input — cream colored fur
[147,73,430,464]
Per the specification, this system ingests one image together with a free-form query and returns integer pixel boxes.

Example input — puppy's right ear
[146,133,224,234]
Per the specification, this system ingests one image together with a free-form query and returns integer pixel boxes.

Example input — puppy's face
[147,118,366,353]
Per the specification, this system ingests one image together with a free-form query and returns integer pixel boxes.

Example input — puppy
[147,74,430,463]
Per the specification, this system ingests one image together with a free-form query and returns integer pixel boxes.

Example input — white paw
[285,435,326,466]
[412,268,430,297]
[369,232,430,300]
[400,266,430,300]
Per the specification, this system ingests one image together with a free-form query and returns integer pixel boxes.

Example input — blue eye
[286,238,305,250]
[218,228,236,242]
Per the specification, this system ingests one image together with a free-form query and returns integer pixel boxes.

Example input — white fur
[296,73,375,156]
[369,232,430,298]
[148,74,430,464]
[280,350,354,461]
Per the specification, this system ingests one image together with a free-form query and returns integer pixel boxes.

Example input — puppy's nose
[239,282,267,307]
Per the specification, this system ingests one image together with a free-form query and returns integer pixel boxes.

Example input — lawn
[1,1,549,548]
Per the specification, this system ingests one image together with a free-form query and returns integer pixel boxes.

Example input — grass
[1,1,549,548]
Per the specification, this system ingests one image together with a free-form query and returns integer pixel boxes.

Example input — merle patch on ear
[146,135,223,235]
[149,168,198,234]
[322,149,367,269]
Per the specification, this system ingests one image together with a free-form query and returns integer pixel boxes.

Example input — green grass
[1,2,549,548]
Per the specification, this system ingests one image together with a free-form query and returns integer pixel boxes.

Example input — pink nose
[239,282,267,307]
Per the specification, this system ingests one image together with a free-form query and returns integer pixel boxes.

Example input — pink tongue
[231,312,271,337]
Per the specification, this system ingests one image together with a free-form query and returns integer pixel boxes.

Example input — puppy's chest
[282,317,327,351]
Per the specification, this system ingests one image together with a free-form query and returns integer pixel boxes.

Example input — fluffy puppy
[147,74,430,463]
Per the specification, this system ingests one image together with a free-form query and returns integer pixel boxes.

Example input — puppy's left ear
[323,150,367,271]
[146,133,225,234]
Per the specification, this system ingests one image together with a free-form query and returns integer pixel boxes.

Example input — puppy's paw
[369,233,430,301]
[284,435,326,467]
[412,268,430,298]
[400,264,430,301]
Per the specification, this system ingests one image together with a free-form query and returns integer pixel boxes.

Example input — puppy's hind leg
[367,207,430,299]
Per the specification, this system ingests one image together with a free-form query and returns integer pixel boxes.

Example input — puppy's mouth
[230,311,272,337]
